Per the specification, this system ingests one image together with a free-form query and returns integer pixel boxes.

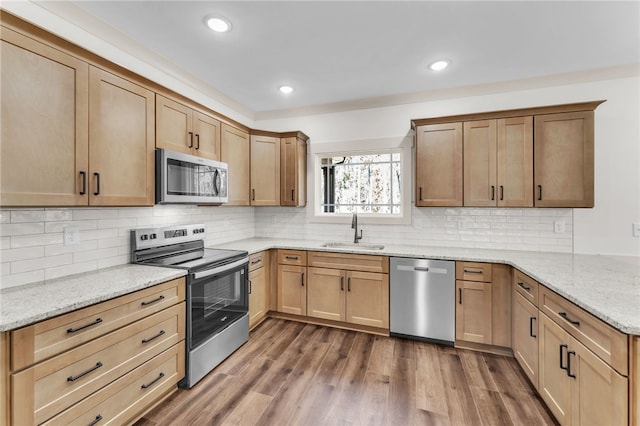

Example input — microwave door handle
[192,258,248,280]
[213,169,220,196]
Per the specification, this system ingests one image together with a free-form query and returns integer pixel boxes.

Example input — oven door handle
[192,258,248,280]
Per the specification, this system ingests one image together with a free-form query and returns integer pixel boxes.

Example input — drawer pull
[88,415,103,426]
[249,280,252,295]
[341,276,344,291]
[285,255,299,260]
[559,312,581,326]
[67,318,103,334]
[68,361,103,382]
[517,282,531,291]
[141,295,165,306]
[559,344,568,371]
[567,350,577,378]
[250,259,262,265]
[463,268,483,274]
[141,329,166,344]
[141,372,165,389]
[458,288,462,304]
[529,317,537,338]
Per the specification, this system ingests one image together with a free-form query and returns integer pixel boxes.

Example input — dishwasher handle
[413,266,429,272]
[395,264,449,274]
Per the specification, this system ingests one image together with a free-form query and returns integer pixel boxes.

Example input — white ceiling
[62,1,640,117]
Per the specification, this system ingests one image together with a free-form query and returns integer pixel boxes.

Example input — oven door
[187,257,248,350]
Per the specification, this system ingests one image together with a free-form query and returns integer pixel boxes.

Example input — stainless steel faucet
[351,212,363,243]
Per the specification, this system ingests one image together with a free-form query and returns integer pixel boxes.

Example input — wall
[0,206,254,290]
[256,76,640,257]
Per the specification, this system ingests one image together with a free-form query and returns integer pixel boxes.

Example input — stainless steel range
[131,223,249,388]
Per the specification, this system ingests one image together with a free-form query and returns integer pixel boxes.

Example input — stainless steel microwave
[156,149,228,204]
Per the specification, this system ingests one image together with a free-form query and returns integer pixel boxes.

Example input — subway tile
[98,254,129,269]
[1,237,9,250]
[0,270,44,289]
[11,210,46,223]
[45,220,97,233]
[73,208,119,220]
[45,260,97,281]
[12,254,72,274]
[0,211,10,224]
[80,228,119,241]
[10,233,62,248]
[0,222,45,237]
[74,248,119,263]
[118,207,153,218]
[1,262,10,276]
[2,246,45,262]
[97,218,138,229]
[45,209,73,221]
[45,240,99,256]
[98,236,129,249]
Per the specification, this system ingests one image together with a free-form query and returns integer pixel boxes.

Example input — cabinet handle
[67,318,103,334]
[463,268,483,274]
[347,277,351,292]
[93,172,100,196]
[250,259,262,265]
[141,295,165,306]
[559,312,580,326]
[567,350,577,378]
[341,276,344,291]
[188,131,194,148]
[529,317,537,338]
[141,372,165,389]
[458,288,462,304]
[249,280,252,294]
[419,187,423,201]
[291,189,295,201]
[301,273,305,287]
[80,171,87,195]
[537,185,542,201]
[252,189,256,201]
[500,185,504,201]
[141,329,165,344]
[559,344,568,372]
[517,282,531,291]
[195,134,200,150]
[68,361,103,382]
[491,185,495,201]
[87,414,103,426]
[285,255,299,260]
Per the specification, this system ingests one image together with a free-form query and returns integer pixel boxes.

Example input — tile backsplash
[1,205,573,289]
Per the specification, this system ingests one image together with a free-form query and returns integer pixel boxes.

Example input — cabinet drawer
[308,251,389,273]
[456,262,492,282]
[11,278,185,372]
[11,303,185,425]
[513,269,539,306]
[41,344,184,426]
[277,249,307,266]
[539,286,628,376]
[249,251,265,272]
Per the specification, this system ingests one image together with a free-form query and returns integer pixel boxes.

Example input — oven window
[167,159,218,197]
[189,266,248,349]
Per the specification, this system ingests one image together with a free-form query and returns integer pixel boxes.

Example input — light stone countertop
[211,238,640,335]
[0,264,186,332]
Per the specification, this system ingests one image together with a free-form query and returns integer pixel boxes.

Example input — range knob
[150,233,157,239]
[199,228,205,233]
[140,234,148,241]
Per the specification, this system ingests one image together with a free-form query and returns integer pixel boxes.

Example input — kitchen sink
[322,242,385,250]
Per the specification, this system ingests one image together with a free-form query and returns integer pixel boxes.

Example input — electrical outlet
[554,220,565,233]
[64,226,80,245]
[633,222,640,237]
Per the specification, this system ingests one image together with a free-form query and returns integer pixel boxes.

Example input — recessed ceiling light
[279,85,294,94]
[206,16,231,33]
[429,59,450,71]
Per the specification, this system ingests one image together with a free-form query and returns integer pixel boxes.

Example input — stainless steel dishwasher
[390,257,455,345]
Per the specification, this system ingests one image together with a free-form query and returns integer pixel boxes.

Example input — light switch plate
[633,222,640,237]
[554,220,565,233]
[64,226,80,245]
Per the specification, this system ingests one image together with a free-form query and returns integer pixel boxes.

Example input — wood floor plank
[357,372,390,426]
[500,388,557,425]
[219,390,273,426]
[438,347,483,426]
[469,387,514,426]
[261,320,307,361]
[415,341,449,416]
[367,335,396,376]
[458,350,499,391]
[394,336,416,359]
[386,355,418,426]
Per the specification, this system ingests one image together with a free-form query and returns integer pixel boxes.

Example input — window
[320,153,401,214]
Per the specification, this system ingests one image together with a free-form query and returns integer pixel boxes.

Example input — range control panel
[131,223,206,250]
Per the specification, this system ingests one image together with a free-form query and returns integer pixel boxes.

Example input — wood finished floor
[135,318,557,426]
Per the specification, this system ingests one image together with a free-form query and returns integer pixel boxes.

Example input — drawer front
[307,251,389,273]
[539,286,628,376]
[41,344,184,426]
[278,249,307,266]
[11,278,185,372]
[456,262,492,282]
[11,303,185,425]
[249,251,265,272]
[513,269,539,306]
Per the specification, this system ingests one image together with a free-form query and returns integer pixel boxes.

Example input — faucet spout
[351,212,363,243]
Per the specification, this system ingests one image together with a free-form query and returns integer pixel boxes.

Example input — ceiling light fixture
[279,85,294,94]
[205,16,231,33]
[429,59,450,71]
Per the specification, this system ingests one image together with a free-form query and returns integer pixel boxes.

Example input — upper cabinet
[250,134,281,206]
[221,123,250,206]
[534,111,594,207]
[156,94,221,160]
[412,101,603,209]
[280,133,309,207]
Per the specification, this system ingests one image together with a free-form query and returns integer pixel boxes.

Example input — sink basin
[322,242,385,251]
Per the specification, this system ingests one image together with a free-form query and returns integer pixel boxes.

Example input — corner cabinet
[280,133,308,207]
[221,123,250,206]
[250,134,281,206]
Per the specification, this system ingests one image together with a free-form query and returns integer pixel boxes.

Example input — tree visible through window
[320,153,401,214]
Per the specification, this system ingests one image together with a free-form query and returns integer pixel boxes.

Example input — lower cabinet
[538,312,628,426]
[248,251,269,329]
[455,280,492,344]
[512,290,539,388]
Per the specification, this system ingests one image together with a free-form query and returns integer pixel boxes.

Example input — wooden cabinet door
[280,136,307,207]
[296,137,307,206]
[497,116,533,207]
[249,265,267,329]
[1,28,89,206]
[491,263,512,348]
[250,135,281,206]
[277,265,306,315]
[463,120,497,206]
[415,122,463,206]
[513,291,539,389]
[155,94,193,155]
[88,67,155,206]
[538,313,572,425]
[221,124,250,206]
[534,111,594,207]
[307,267,344,322]
[346,271,389,329]
[193,111,220,160]
[570,337,628,426]
[455,280,492,344]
